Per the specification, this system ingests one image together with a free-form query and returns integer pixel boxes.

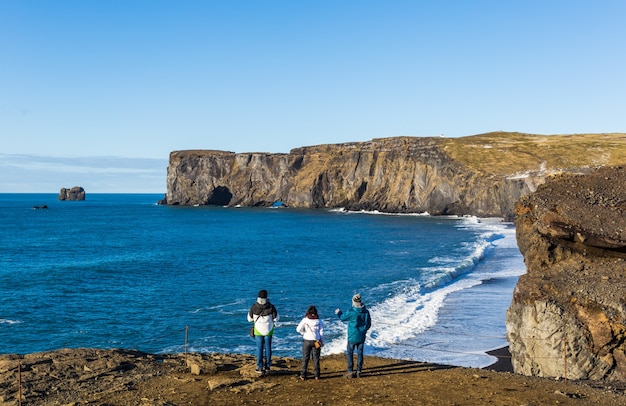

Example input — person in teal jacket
[335,293,372,378]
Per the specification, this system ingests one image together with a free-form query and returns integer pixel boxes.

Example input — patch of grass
[438,132,626,175]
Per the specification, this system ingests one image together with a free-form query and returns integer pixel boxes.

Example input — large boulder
[506,166,626,380]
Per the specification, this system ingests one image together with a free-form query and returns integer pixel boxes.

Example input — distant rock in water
[58,186,86,201]
[157,194,168,205]
[507,166,626,381]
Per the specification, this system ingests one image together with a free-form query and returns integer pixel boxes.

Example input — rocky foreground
[1,348,625,405]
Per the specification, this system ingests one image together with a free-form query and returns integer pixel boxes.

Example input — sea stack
[58,186,86,201]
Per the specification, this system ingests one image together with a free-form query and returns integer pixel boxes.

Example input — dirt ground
[2,349,625,406]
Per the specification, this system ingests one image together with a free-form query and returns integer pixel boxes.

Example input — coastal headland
[162,132,626,220]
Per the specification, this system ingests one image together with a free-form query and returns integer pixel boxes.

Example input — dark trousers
[301,339,321,378]
[347,341,364,372]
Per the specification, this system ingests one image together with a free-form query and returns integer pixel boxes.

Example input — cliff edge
[2,349,625,404]
[507,166,626,380]
[163,132,626,219]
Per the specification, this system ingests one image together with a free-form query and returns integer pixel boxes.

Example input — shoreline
[483,345,513,372]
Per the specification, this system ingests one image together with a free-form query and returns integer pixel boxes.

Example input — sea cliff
[163,132,626,220]
[507,166,626,380]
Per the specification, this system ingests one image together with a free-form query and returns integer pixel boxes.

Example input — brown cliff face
[507,166,626,380]
[164,133,626,218]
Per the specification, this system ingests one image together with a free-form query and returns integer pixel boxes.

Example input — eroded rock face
[164,137,548,218]
[507,166,626,380]
[58,186,86,201]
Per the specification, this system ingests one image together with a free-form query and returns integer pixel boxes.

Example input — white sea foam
[325,274,484,355]
[191,299,246,315]
[329,208,431,216]
[324,217,526,367]
[0,319,22,325]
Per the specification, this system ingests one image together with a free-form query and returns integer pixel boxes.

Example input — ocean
[0,193,525,368]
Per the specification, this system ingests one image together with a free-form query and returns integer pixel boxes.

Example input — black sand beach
[484,346,513,372]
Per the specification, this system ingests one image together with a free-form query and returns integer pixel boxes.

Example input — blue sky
[1,1,625,192]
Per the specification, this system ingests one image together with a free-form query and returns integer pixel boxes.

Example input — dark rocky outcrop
[58,186,85,201]
[507,166,626,381]
[164,132,626,219]
[157,193,168,205]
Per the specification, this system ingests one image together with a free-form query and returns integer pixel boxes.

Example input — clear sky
[1,1,625,192]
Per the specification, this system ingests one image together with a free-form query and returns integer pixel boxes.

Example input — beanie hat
[258,289,268,299]
[352,293,363,308]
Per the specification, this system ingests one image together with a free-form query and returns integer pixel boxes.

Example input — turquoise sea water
[0,193,525,367]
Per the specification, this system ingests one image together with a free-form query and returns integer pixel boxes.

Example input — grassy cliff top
[172,132,626,178]
[438,132,626,176]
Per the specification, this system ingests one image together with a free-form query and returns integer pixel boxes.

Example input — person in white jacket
[296,305,325,380]
[248,289,279,374]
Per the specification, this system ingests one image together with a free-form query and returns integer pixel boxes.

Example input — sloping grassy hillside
[438,132,626,176]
